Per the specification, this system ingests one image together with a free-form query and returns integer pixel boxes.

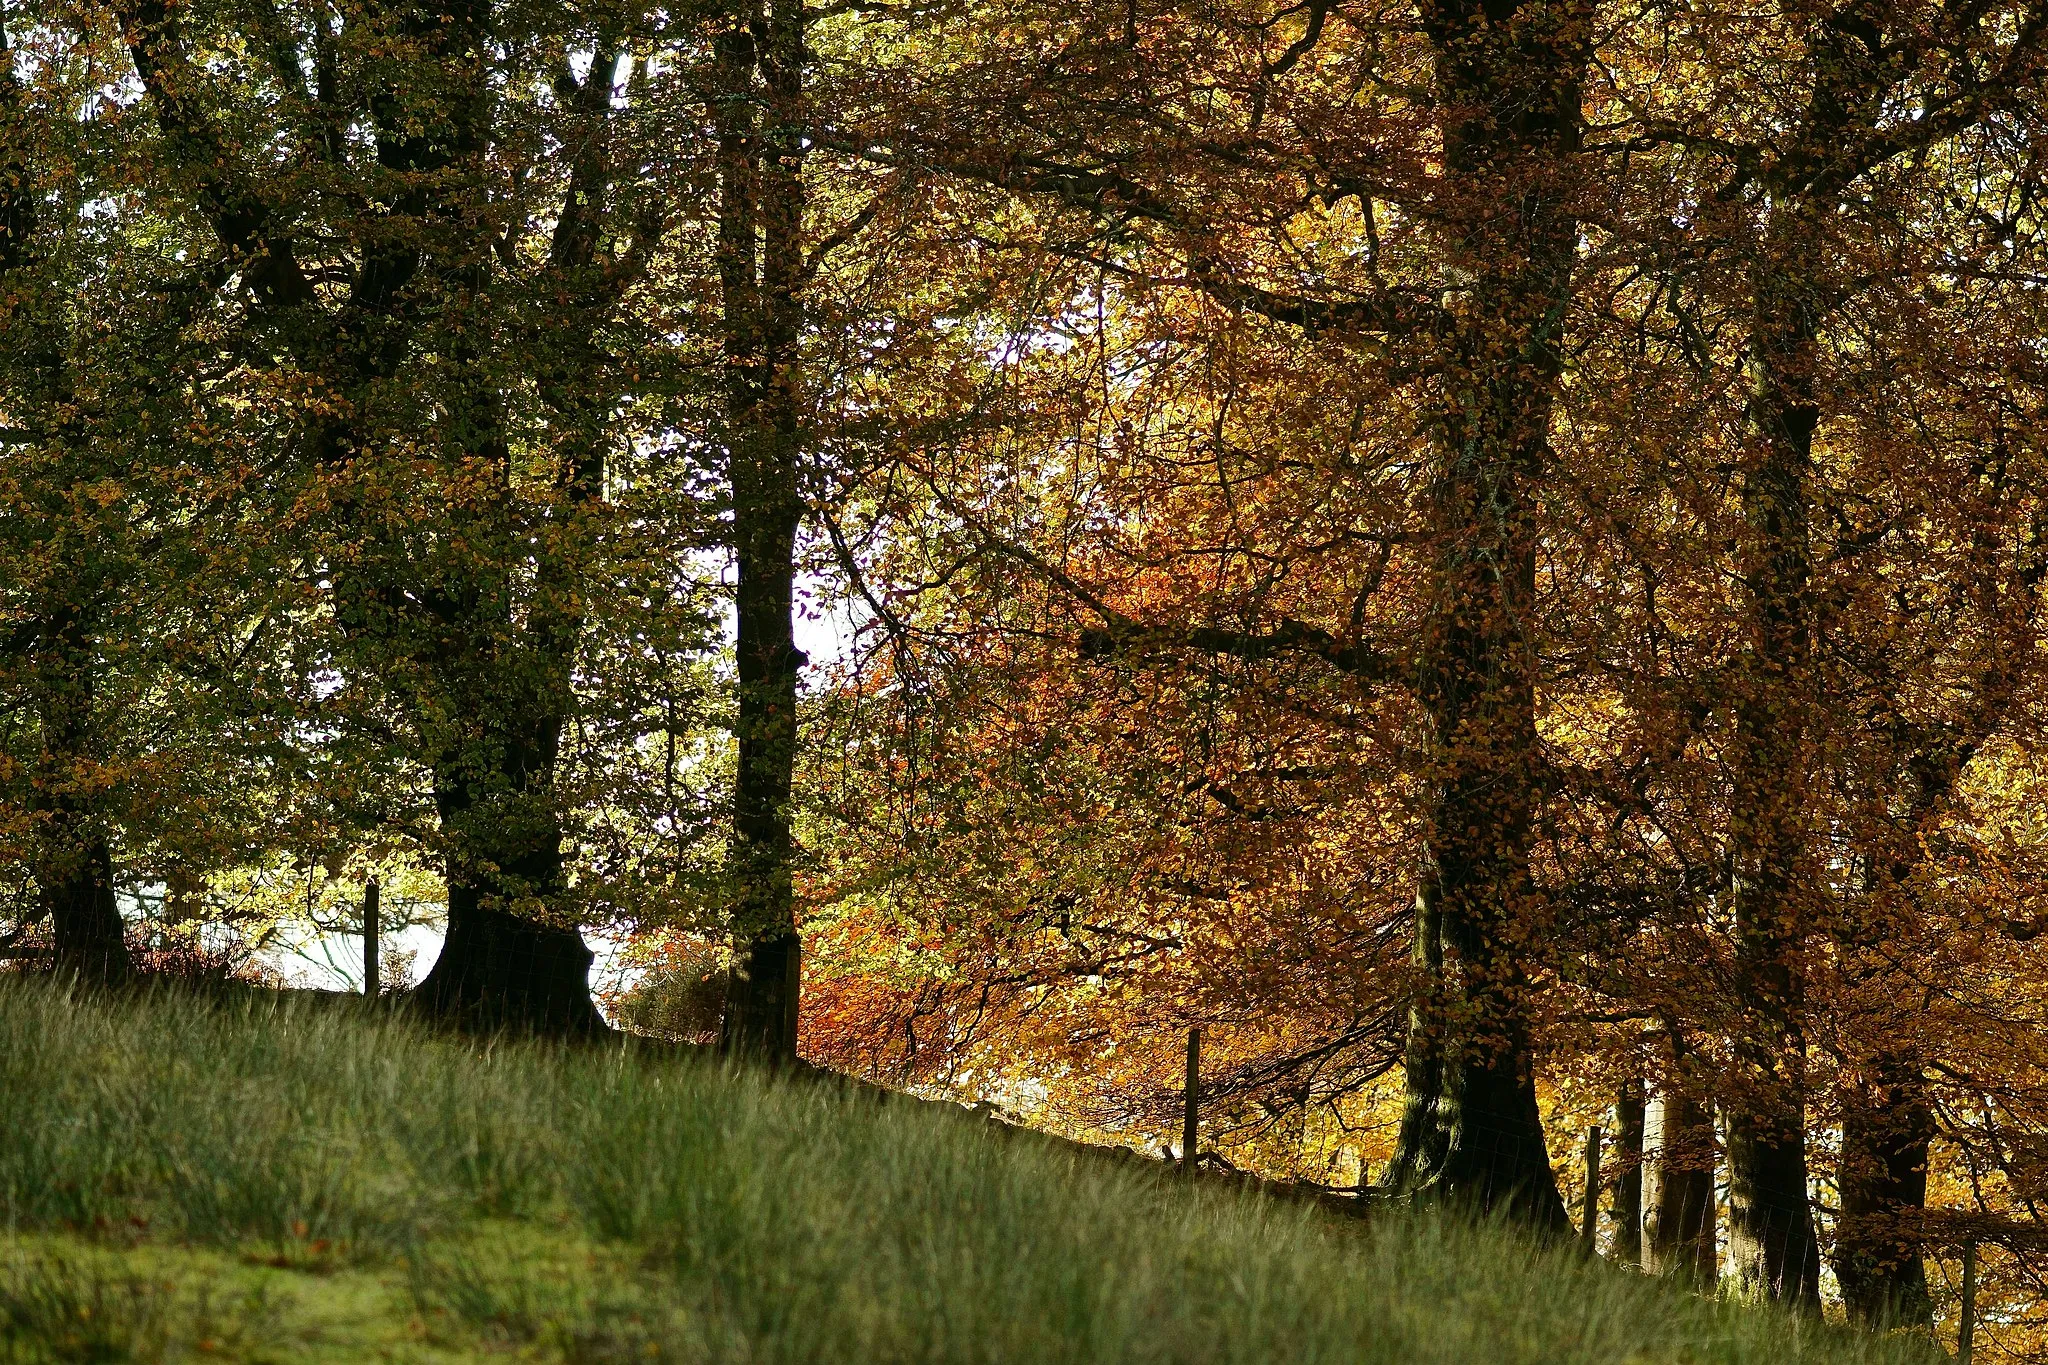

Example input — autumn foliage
[3,0,2048,1345]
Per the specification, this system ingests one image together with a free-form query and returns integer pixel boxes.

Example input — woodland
[1,0,2046,1345]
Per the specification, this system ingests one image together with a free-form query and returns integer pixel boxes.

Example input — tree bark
[1837,1056,1934,1327]
[1722,224,1823,1311]
[28,611,130,985]
[413,737,603,1034]
[40,825,130,984]
[714,0,808,1059]
[1612,1077,1646,1268]
[1382,0,1589,1232]
[1643,1085,1718,1288]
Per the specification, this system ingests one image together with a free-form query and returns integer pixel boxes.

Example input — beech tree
[795,0,2048,1297]
[114,0,691,1030]
[805,0,1627,1224]
[1580,0,2048,1303]
[0,4,268,981]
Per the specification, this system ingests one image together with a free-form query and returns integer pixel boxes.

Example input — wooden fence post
[363,877,380,999]
[1581,1125,1603,1251]
[1182,1027,1200,1172]
[1960,1239,1978,1365]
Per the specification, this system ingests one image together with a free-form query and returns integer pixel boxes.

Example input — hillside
[0,981,1937,1364]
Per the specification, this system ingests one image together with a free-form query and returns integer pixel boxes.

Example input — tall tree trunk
[1612,1077,1646,1268]
[1709,2,1992,1305]
[1723,228,1823,1310]
[399,23,632,1039]
[1382,0,1589,1232]
[1642,1085,1718,1287]
[387,308,607,1034]
[715,0,807,1058]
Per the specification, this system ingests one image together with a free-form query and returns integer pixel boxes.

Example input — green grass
[0,979,1940,1363]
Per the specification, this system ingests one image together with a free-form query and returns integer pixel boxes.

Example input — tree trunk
[1387,885,1566,1227]
[1724,1098,1817,1305]
[715,0,807,1059]
[41,825,129,984]
[1836,1059,1935,1327]
[414,883,600,1034]
[414,740,604,1035]
[1613,1077,1646,1269]
[1382,0,1589,1232]
[30,609,131,985]
[1723,240,1823,1311]
[1643,1086,1718,1287]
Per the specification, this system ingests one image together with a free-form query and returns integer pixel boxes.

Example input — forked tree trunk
[123,0,627,1038]
[1711,5,1974,1306]
[1382,0,1589,1232]
[401,29,629,1040]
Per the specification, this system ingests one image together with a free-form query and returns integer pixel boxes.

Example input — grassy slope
[0,981,1940,1364]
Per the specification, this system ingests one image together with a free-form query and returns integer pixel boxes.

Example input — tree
[0,6,130,981]
[812,0,1620,1225]
[1596,0,2048,1302]
[117,0,681,1031]
[0,3,263,983]
[709,0,808,1058]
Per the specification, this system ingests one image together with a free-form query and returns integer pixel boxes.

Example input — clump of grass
[0,978,1945,1363]
[0,1248,280,1363]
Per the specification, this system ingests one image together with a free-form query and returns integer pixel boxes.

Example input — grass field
[0,980,1942,1363]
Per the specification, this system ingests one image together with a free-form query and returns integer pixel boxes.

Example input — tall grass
[0,979,1940,1363]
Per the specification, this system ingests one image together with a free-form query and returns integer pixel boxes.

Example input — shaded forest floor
[0,981,1943,1363]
